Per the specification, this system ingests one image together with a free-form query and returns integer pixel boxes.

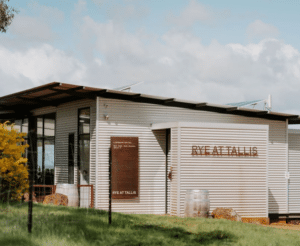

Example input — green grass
[0,202,300,246]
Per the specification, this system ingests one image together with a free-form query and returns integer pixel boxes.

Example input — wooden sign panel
[111,137,139,199]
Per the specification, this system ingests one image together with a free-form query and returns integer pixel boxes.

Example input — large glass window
[13,119,28,158]
[13,119,22,132]
[22,118,28,134]
[1,116,55,184]
[78,108,90,185]
[36,114,55,185]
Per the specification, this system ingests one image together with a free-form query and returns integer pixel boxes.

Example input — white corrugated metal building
[1,82,300,223]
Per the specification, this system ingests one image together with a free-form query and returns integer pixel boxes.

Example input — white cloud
[247,20,280,40]
[74,17,300,113]
[91,0,109,6]
[9,15,56,42]
[167,0,215,27]
[95,58,103,66]
[90,0,149,22]
[27,1,65,25]
[159,57,174,66]
[81,17,146,63]
[2,5,300,117]
[73,0,87,16]
[0,44,86,91]
[8,2,65,43]
[106,3,149,22]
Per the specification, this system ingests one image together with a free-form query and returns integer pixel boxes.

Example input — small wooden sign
[111,137,139,199]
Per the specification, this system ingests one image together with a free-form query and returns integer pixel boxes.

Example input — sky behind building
[1,0,300,118]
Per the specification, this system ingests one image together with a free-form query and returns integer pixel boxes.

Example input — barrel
[184,189,210,218]
[55,184,79,207]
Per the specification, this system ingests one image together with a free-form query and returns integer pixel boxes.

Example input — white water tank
[184,189,210,218]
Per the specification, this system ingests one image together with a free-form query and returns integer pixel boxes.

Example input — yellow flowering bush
[0,121,29,201]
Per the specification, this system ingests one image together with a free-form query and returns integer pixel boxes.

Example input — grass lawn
[1,202,300,246]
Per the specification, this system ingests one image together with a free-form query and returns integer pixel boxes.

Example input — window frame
[36,113,56,185]
[77,107,91,185]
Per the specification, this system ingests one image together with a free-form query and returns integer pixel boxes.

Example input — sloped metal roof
[0,82,299,124]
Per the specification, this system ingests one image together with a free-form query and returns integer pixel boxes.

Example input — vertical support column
[27,114,37,233]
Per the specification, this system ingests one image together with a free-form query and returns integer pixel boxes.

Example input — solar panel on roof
[226,99,263,107]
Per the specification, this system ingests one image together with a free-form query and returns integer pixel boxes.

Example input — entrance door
[78,108,90,208]
[79,135,90,185]
[36,114,55,201]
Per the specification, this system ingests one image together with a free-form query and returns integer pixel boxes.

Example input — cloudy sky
[1,0,300,117]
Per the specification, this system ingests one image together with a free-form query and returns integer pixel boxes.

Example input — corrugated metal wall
[96,98,287,215]
[177,124,268,218]
[31,100,97,206]
[54,99,96,189]
[97,125,167,214]
[288,129,300,213]
[268,121,288,214]
[170,128,179,216]
[166,130,171,214]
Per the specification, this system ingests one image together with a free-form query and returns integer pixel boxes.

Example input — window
[14,118,28,158]
[0,118,28,158]
[36,114,55,185]
[1,116,55,185]
[78,108,90,185]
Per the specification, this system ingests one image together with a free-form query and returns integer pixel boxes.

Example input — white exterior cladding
[31,96,290,216]
[55,99,96,186]
[153,122,268,218]
[288,129,300,213]
[95,97,288,216]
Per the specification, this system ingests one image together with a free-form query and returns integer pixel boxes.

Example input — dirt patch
[262,222,300,231]
[157,214,300,231]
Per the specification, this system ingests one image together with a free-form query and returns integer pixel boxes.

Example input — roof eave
[0,82,298,123]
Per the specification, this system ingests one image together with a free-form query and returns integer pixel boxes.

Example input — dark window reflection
[44,118,55,137]
[37,117,43,138]
[36,113,55,185]
[79,108,90,135]
[14,119,22,132]
[22,118,28,134]
[78,108,90,185]
[68,133,75,184]
[10,119,28,158]
[9,115,55,186]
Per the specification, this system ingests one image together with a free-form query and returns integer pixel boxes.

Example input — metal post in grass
[28,114,37,233]
[109,148,112,225]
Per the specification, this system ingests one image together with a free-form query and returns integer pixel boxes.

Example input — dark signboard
[111,137,139,199]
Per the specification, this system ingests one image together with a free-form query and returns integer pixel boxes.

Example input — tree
[0,121,29,202]
[0,0,17,33]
